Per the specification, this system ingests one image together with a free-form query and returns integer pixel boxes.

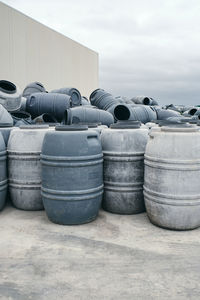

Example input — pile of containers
[1,79,200,230]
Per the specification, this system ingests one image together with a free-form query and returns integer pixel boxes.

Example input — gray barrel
[130,96,158,106]
[144,124,200,230]
[112,104,157,123]
[90,89,121,110]
[155,108,180,120]
[0,80,22,112]
[101,122,148,214]
[51,87,81,106]
[81,96,90,106]
[0,124,14,146]
[0,104,13,126]
[41,125,103,225]
[0,132,7,211]
[7,125,50,210]
[64,106,114,126]
[22,82,46,98]
[26,92,71,121]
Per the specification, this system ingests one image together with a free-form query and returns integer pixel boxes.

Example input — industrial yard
[0,203,199,300]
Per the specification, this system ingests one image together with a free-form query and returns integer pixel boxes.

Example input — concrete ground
[0,203,200,300]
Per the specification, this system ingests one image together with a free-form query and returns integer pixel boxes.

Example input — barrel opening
[143,97,150,105]
[114,105,130,120]
[189,108,197,115]
[43,114,56,123]
[0,80,16,94]
[12,112,30,119]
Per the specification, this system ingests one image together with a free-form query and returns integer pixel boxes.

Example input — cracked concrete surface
[0,203,200,299]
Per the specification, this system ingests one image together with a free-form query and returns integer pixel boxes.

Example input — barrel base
[102,191,145,215]
[43,196,102,225]
[10,188,44,211]
[145,198,200,231]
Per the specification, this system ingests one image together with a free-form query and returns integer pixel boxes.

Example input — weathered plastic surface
[26,92,71,121]
[0,125,14,146]
[64,106,114,126]
[144,124,200,230]
[22,82,46,98]
[0,132,7,211]
[51,87,81,106]
[101,122,149,214]
[19,97,27,111]
[155,108,180,120]
[130,96,158,106]
[0,80,22,112]
[0,104,13,126]
[33,113,58,124]
[90,89,121,110]
[41,125,103,225]
[11,111,32,126]
[7,125,50,210]
[112,104,157,123]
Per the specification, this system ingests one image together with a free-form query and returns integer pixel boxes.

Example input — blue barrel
[41,125,103,225]
[51,87,81,106]
[26,92,71,122]
[0,132,7,211]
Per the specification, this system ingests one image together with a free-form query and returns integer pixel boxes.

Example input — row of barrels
[0,122,200,230]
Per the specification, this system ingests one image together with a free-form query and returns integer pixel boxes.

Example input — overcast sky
[2,0,200,105]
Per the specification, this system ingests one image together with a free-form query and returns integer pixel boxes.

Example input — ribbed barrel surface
[101,123,148,214]
[7,125,50,210]
[0,132,7,211]
[41,125,103,225]
[144,125,200,230]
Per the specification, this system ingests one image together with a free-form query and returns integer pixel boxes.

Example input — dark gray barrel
[11,111,32,126]
[22,82,46,98]
[130,96,158,106]
[90,89,121,110]
[113,104,157,123]
[0,80,21,112]
[64,107,114,126]
[101,122,148,214]
[0,132,7,211]
[41,125,103,225]
[51,87,81,106]
[155,108,180,120]
[26,92,71,122]
[7,125,50,210]
[33,113,58,124]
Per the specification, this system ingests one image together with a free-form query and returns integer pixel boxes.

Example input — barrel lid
[0,123,13,128]
[55,125,88,131]
[110,121,141,129]
[19,125,49,129]
[161,123,198,132]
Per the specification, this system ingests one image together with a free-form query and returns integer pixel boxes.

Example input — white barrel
[7,125,50,210]
[144,124,200,230]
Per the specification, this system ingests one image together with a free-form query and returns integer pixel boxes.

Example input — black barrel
[112,104,157,123]
[26,92,71,122]
[51,87,81,106]
[64,106,114,126]
[90,89,121,110]
[41,125,103,225]
[130,96,158,106]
